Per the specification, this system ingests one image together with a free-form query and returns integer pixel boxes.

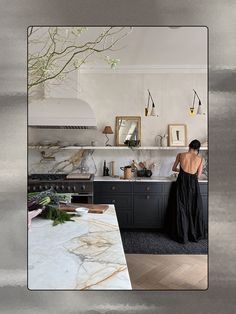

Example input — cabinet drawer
[133,182,163,194]
[94,182,132,194]
[94,194,132,210]
[199,183,208,194]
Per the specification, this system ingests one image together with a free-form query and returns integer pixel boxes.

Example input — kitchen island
[28,205,132,290]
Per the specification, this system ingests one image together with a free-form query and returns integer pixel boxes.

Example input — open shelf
[28,145,208,151]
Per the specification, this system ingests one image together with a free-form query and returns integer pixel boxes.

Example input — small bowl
[75,207,89,216]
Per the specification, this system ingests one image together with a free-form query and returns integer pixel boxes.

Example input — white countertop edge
[94,176,208,183]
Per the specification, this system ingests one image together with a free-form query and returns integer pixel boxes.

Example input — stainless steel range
[28,173,94,203]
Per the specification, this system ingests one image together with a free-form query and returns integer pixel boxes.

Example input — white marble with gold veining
[28,205,132,290]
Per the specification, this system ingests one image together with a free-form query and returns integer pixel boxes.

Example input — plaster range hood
[28,98,97,129]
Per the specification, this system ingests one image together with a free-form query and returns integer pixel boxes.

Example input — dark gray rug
[120,231,208,254]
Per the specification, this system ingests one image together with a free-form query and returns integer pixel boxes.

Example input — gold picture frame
[168,124,187,146]
[115,116,141,146]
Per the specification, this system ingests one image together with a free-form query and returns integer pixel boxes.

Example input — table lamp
[102,126,113,146]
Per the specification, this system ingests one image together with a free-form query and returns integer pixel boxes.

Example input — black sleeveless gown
[167,167,206,244]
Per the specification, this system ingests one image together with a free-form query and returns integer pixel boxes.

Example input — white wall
[78,71,207,146]
[28,70,208,177]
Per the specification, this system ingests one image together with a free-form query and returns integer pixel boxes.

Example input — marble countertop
[28,205,132,290]
[94,176,208,183]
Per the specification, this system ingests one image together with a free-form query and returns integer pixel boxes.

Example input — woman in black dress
[168,139,207,244]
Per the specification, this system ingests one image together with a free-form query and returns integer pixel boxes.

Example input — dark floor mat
[121,231,208,254]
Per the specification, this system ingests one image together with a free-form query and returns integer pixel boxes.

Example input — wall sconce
[190,89,204,116]
[145,89,158,117]
[102,126,113,146]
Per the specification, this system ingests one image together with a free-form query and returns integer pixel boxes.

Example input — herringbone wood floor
[125,254,208,290]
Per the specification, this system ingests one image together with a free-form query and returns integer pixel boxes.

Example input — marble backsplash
[28,148,208,178]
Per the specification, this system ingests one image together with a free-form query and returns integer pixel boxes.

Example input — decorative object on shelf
[102,126,114,146]
[110,161,117,177]
[120,166,132,179]
[156,134,168,147]
[168,124,187,146]
[189,89,205,116]
[136,160,153,177]
[115,116,141,146]
[103,160,110,176]
[131,160,139,171]
[124,139,140,148]
[145,89,158,116]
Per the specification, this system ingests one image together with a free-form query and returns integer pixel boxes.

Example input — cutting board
[59,203,109,214]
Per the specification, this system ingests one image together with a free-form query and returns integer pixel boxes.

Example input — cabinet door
[133,194,164,228]
[199,183,208,194]
[116,211,133,228]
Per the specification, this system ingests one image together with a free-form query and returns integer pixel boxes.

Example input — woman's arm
[197,157,203,179]
[172,153,181,172]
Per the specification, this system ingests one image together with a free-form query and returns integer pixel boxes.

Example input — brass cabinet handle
[111,186,116,190]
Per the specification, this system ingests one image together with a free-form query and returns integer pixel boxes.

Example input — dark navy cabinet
[94,182,133,228]
[133,182,170,229]
[94,181,208,230]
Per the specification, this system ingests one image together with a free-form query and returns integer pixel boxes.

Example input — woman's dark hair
[189,139,201,153]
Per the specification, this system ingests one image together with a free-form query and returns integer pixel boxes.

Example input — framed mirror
[115,116,141,146]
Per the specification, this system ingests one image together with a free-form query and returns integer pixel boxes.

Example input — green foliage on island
[27,189,75,226]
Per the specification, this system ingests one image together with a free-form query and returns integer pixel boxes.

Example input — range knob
[80,185,86,191]
[55,185,59,190]
[44,185,48,189]
[32,186,36,191]
[39,185,43,191]
[61,185,65,191]
[67,186,71,191]
[73,186,77,192]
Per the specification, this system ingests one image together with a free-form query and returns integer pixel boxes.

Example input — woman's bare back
[179,152,202,174]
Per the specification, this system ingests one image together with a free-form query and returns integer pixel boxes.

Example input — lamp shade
[102,126,113,134]
[150,105,158,116]
[197,100,202,115]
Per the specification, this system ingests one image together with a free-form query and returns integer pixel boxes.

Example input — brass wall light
[190,89,204,116]
[145,89,158,117]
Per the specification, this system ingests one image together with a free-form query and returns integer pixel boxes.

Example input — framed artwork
[168,124,187,146]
